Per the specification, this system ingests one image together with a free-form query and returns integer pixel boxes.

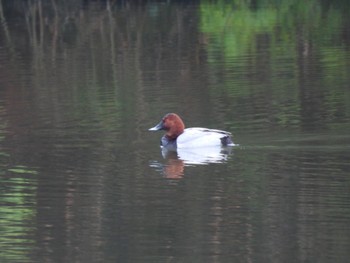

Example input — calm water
[1,1,350,262]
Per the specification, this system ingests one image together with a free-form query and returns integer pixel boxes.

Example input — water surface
[0,1,350,262]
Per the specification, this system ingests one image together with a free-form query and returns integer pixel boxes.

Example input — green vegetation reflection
[0,175,37,262]
[200,0,350,134]
[0,106,37,262]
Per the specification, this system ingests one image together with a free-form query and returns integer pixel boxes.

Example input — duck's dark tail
[220,136,234,146]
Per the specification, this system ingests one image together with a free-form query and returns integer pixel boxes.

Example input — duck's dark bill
[148,121,164,131]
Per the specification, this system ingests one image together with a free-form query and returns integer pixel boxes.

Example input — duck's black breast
[161,136,177,150]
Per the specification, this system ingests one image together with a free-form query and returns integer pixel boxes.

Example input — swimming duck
[149,113,234,149]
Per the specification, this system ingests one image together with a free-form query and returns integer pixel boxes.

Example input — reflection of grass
[8,165,38,175]
[200,0,345,60]
[0,175,37,262]
[0,107,37,262]
[199,0,350,132]
[200,2,277,59]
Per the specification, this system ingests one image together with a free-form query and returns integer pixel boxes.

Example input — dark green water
[0,1,350,262]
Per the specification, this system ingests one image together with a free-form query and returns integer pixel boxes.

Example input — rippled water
[1,1,350,262]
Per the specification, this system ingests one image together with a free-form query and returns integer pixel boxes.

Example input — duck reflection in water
[150,146,234,179]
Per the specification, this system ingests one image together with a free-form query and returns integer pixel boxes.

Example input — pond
[0,0,350,262]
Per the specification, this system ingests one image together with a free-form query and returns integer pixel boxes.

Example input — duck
[149,113,234,149]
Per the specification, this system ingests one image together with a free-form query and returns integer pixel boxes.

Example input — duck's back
[177,128,233,148]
